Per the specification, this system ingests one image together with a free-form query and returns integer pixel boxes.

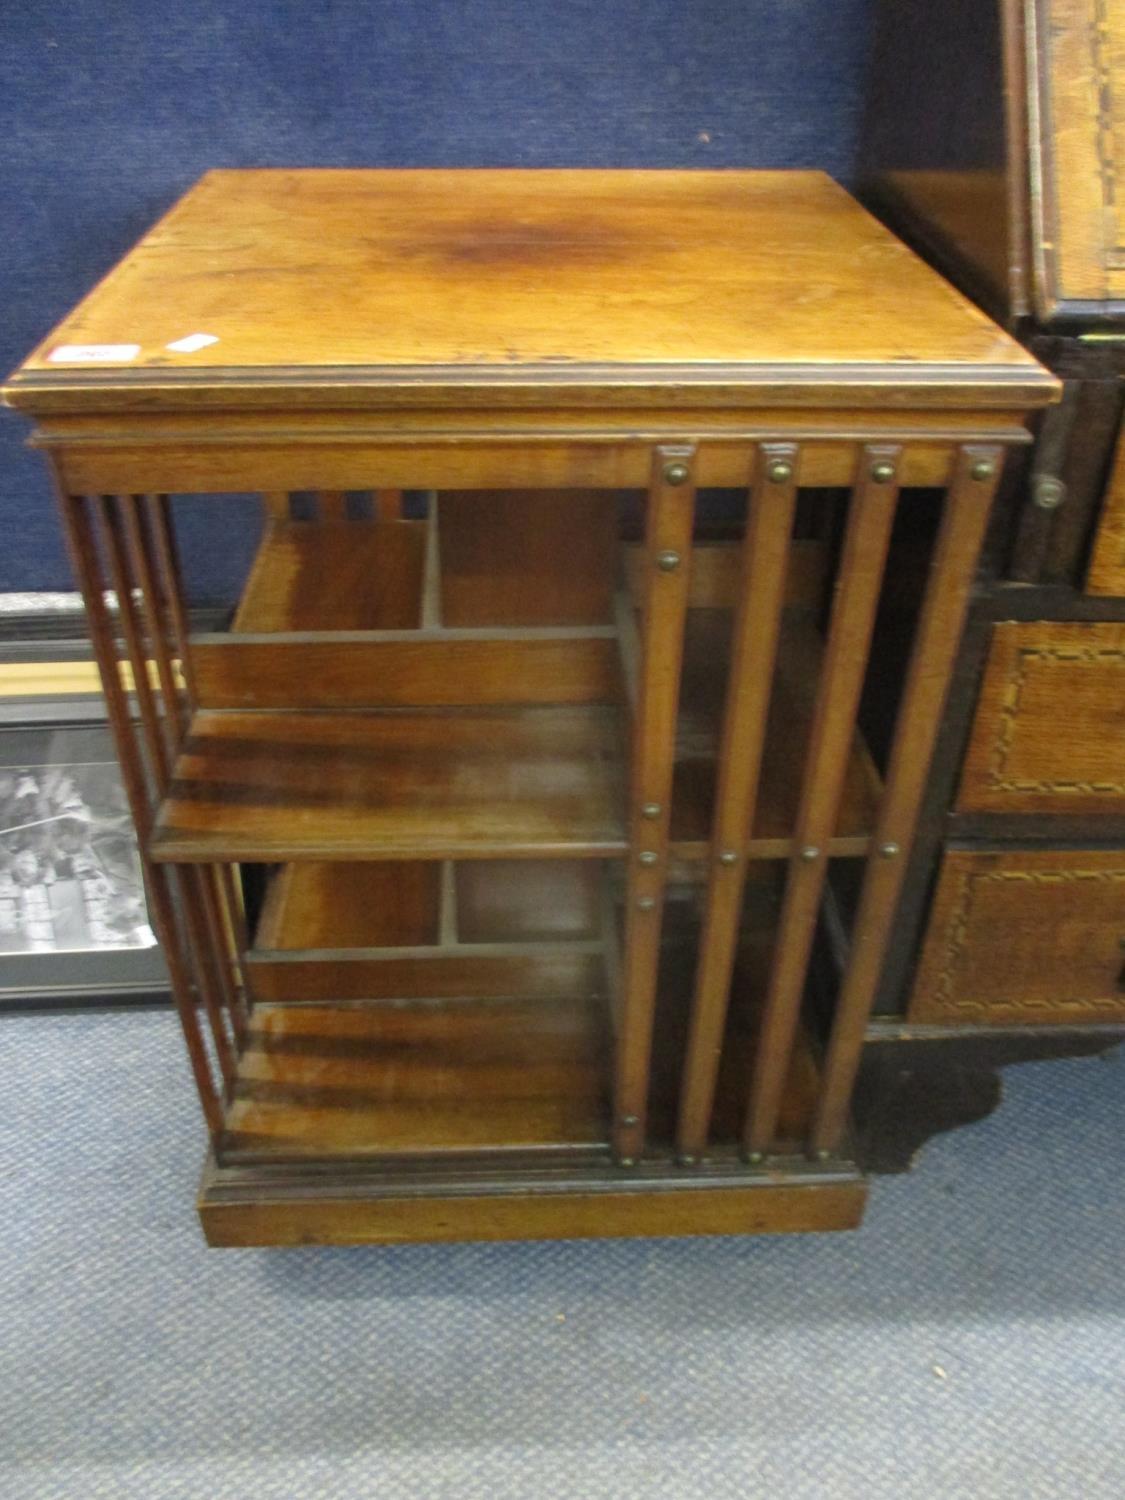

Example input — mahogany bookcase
[2,170,1058,1245]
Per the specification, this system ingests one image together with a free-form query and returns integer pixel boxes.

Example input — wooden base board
[198,1155,867,1246]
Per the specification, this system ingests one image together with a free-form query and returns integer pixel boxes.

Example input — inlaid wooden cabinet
[863,0,1125,595]
[3,169,1055,1244]
[861,1,1125,1040]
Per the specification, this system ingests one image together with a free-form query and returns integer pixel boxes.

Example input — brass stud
[746,1150,764,1165]
[870,461,896,484]
[879,841,901,859]
[767,459,794,484]
[642,802,662,820]
[656,550,681,572]
[663,462,690,486]
[718,849,738,866]
[638,850,658,866]
[800,845,820,862]
[970,459,996,482]
[636,895,656,911]
[1033,475,1065,511]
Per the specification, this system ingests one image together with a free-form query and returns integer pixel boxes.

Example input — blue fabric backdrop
[0,0,873,596]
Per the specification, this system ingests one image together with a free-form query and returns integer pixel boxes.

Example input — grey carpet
[1,1008,1121,1499]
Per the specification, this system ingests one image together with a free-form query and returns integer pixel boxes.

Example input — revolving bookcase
[2,169,1057,1244]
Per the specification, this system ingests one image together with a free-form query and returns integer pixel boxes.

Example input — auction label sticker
[165,332,219,353]
[48,344,141,363]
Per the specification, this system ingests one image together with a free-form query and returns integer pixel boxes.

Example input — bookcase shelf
[150,706,628,862]
[222,995,614,1163]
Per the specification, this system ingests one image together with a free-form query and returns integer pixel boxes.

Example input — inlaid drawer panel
[957,621,1125,813]
[1087,421,1125,596]
[910,849,1125,1026]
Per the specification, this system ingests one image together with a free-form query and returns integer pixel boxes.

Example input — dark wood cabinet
[861,0,1125,1043]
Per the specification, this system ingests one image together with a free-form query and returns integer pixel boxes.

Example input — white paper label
[165,332,220,354]
[48,344,141,363]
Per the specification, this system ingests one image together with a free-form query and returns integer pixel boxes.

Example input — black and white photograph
[0,759,156,955]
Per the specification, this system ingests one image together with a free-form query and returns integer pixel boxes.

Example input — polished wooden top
[4,169,1054,413]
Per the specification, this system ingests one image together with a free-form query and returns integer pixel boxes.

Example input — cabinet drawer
[910,849,1125,1026]
[1087,421,1125,596]
[957,621,1125,813]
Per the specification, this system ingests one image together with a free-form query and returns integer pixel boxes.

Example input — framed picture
[0,617,170,1009]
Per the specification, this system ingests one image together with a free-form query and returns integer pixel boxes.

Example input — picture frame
[0,609,170,1010]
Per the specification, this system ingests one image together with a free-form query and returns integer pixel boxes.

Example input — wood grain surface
[151,706,627,861]
[4,170,1051,412]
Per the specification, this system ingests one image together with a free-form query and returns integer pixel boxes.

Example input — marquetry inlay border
[911,853,1125,1024]
[958,620,1125,809]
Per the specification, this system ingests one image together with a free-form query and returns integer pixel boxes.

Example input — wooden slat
[614,446,696,1162]
[120,494,183,754]
[151,706,628,862]
[214,864,254,1020]
[191,634,623,708]
[744,446,902,1157]
[57,484,222,1135]
[148,494,197,706]
[176,865,239,1092]
[197,863,250,1045]
[420,493,442,628]
[97,495,171,791]
[438,860,459,946]
[811,444,1004,1154]
[676,444,798,1157]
